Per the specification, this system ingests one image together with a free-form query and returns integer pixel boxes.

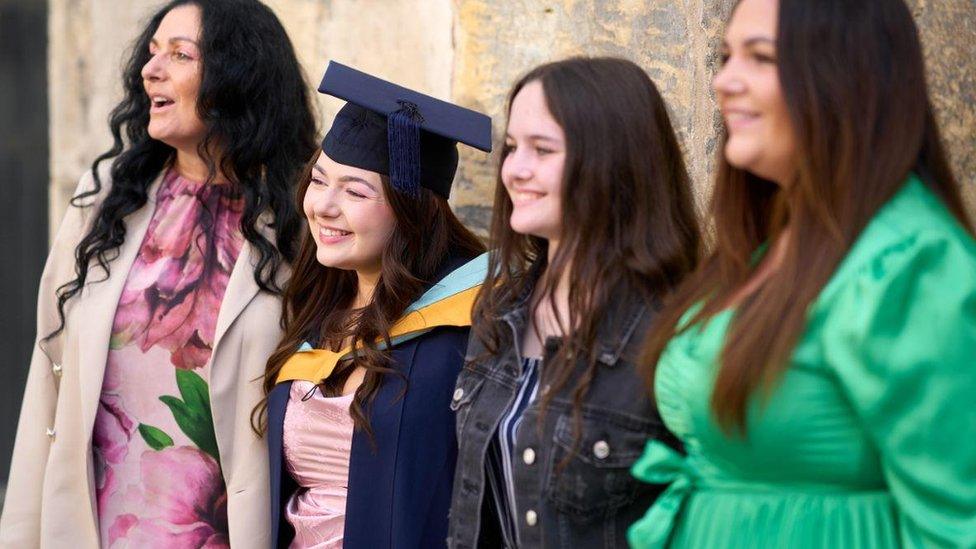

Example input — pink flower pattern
[93,170,244,548]
[110,169,245,370]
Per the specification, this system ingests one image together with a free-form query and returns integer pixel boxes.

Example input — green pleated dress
[629,175,976,548]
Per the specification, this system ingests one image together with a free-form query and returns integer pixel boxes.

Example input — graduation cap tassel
[388,101,424,197]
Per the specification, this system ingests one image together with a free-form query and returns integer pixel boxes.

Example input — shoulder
[392,328,471,391]
[60,162,120,232]
[71,162,115,207]
[411,326,472,363]
[822,177,976,304]
[815,183,976,369]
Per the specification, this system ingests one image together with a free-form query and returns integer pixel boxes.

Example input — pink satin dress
[283,380,356,548]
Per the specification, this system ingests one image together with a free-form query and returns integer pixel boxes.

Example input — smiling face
[141,4,208,151]
[303,151,397,279]
[501,80,567,243]
[713,0,798,185]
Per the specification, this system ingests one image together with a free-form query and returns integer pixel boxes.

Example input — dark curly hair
[48,0,317,339]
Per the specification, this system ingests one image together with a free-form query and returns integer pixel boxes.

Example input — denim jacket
[446,285,681,548]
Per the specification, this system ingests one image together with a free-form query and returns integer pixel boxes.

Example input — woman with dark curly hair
[0,1,316,547]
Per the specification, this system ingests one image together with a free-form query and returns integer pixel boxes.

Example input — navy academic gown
[267,257,472,548]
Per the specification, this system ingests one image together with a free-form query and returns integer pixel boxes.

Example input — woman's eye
[347,189,367,199]
[753,52,776,64]
[173,51,192,61]
[311,177,328,187]
[502,143,515,155]
[535,147,554,156]
[718,52,730,65]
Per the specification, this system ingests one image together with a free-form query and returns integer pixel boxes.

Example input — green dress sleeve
[821,231,976,547]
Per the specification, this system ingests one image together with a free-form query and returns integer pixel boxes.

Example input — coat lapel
[211,213,278,357]
[211,240,260,353]
[77,173,163,441]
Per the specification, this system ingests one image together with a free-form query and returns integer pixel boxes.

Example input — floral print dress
[93,169,245,548]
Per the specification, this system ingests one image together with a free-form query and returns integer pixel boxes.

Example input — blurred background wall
[0,0,973,495]
[0,0,49,501]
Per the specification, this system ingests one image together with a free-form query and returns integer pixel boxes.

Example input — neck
[353,268,381,310]
[547,237,571,296]
[538,238,572,333]
[174,147,224,184]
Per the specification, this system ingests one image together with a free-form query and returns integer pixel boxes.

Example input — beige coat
[0,166,285,548]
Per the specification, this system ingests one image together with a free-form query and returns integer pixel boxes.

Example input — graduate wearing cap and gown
[259,62,492,549]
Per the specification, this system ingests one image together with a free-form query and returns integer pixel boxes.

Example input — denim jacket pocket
[544,413,647,520]
[450,369,486,437]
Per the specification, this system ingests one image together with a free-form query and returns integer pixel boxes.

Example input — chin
[314,251,345,269]
[509,217,556,240]
[723,141,759,171]
[508,216,538,237]
[147,128,177,147]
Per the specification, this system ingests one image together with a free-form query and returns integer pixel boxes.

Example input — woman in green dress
[629,0,976,547]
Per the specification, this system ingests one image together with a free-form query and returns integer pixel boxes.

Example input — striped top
[485,357,542,548]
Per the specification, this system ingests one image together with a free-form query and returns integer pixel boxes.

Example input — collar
[275,252,488,384]
[497,277,651,367]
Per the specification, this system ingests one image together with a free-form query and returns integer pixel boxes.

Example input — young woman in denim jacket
[447,57,702,548]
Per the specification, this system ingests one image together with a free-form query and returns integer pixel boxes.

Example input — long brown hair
[472,57,702,453]
[252,152,485,435]
[642,0,974,433]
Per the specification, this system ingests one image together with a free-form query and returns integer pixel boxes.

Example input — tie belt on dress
[626,440,889,549]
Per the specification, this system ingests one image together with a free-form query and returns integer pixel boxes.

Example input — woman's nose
[310,188,341,218]
[141,53,165,82]
[713,60,745,97]
[503,150,533,182]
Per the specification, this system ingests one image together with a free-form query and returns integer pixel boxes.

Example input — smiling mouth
[318,227,353,243]
[723,111,759,129]
[511,190,545,204]
[150,96,175,111]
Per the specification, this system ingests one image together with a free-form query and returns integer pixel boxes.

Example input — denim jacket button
[453,387,464,402]
[525,509,538,526]
[522,447,536,465]
[593,440,611,460]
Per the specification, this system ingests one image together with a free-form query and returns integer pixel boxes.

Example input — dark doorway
[0,0,50,500]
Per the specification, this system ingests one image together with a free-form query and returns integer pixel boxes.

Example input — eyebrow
[337,175,377,191]
[504,133,563,144]
[312,165,378,191]
[150,36,201,47]
[744,36,775,47]
[721,36,776,49]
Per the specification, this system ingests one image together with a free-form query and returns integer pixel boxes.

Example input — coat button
[453,387,464,401]
[52,363,63,377]
[46,427,56,439]
[593,440,610,460]
[525,509,538,526]
[522,447,536,465]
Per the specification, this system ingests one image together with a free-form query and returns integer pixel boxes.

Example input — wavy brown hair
[471,57,702,457]
[252,152,485,436]
[642,0,974,433]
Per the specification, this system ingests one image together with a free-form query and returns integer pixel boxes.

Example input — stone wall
[49,0,976,236]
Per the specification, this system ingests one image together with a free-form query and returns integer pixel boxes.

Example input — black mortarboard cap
[318,61,492,199]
